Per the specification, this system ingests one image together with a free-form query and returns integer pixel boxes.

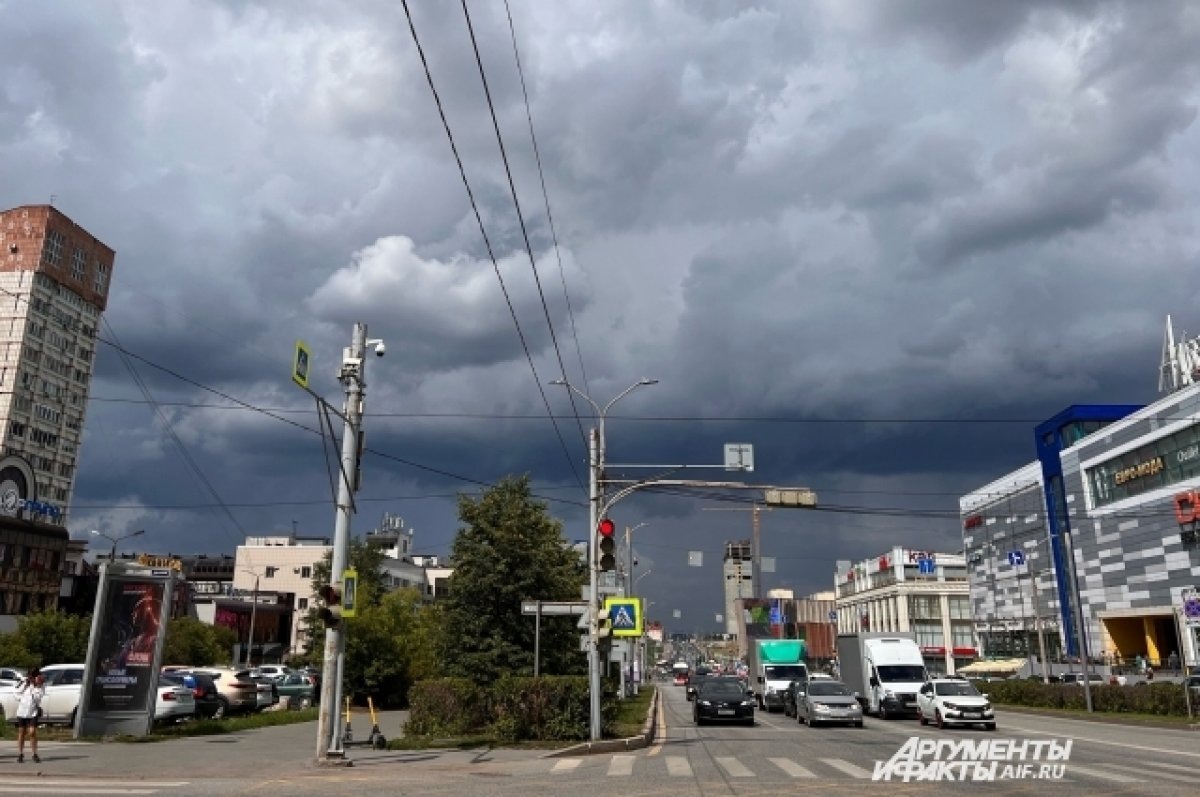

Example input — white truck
[836,632,927,719]
[747,639,808,712]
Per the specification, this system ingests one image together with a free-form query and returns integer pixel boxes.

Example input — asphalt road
[0,690,1197,796]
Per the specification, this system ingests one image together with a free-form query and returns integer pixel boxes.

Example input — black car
[693,678,755,726]
[782,679,806,717]
[163,671,223,719]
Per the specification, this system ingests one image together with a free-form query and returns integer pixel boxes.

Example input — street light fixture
[549,376,658,742]
[90,528,145,562]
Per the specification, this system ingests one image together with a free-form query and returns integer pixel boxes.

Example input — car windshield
[701,682,746,699]
[934,682,980,696]
[808,682,852,696]
[764,665,806,680]
[877,665,926,682]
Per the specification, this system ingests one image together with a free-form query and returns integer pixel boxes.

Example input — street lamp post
[90,529,145,562]
[550,377,658,742]
[242,569,261,669]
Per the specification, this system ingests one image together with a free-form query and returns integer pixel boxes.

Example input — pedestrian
[1168,651,1180,673]
[1146,666,1155,681]
[14,668,45,763]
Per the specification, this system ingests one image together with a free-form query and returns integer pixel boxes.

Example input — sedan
[154,677,196,724]
[693,678,755,726]
[916,678,996,730]
[163,671,223,719]
[796,680,864,728]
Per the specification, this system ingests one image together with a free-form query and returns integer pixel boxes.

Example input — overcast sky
[4,0,1199,632]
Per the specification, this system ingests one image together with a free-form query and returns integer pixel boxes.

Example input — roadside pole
[587,428,603,742]
[315,323,369,762]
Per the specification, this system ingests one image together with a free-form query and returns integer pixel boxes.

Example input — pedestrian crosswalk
[542,754,1191,784]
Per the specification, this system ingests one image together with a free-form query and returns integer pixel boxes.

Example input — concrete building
[834,547,977,675]
[231,535,331,658]
[0,205,114,630]
[722,539,753,636]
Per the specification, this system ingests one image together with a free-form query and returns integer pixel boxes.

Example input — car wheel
[934,710,944,730]
[879,704,889,720]
[695,716,704,726]
[918,707,927,726]
[298,696,312,709]
[808,719,820,728]
[213,698,228,720]
[744,718,754,727]
[68,707,77,728]
[985,723,996,731]
[797,710,805,725]
[855,721,864,728]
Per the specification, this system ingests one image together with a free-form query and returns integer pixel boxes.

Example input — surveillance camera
[375,342,386,357]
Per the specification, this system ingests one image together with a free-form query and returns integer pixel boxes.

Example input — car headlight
[741,700,755,707]
[698,700,712,707]
[883,690,895,699]
[944,702,959,710]
[982,703,992,711]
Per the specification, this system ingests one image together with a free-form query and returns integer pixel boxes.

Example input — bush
[976,679,1191,716]
[405,678,488,737]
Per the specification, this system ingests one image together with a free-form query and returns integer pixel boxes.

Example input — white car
[154,677,195,723]
[0,667,26,689]
[0,663,85,726]
[916,678,996,730]
[251,665,292,681]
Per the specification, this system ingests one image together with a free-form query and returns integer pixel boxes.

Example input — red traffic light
[597,518,616,537]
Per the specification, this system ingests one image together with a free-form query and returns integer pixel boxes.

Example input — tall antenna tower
[1159,315,1200,394]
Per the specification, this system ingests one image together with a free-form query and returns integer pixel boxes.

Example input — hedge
[974,679,1192,716]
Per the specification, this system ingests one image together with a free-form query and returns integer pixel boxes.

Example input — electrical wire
[501,0,591,398]
[399,0,584,490]
[459,0,589,455]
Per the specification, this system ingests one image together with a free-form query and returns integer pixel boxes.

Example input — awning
[956,658,1027,675]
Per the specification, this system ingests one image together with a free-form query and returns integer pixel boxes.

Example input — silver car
[796,679,864,728]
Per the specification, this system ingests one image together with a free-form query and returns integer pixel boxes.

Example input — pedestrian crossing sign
[604,597,643,638]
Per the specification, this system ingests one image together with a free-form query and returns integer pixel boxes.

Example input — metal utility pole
[315,322,379,762]
[245,572,260,669]
[586,428,602,741]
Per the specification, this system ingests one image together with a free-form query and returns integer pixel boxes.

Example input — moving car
[685,667,712,701]
[795,679,864,728]
[0,663,85,726]
[693,678,755,726]
[916,678,996,730]
[154,677,196,724]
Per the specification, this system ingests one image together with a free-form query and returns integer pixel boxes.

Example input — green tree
[293,539,389,661]
[342,587,434,707]
[438,475,586,685]
[13,611,91,665]
[161,616,237,666]
[0,632,37,670]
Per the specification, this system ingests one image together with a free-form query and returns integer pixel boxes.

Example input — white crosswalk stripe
[1098,763,1190,783]
[1063,765,1140,783]
[715,756,754,777]
[607,754,635,776]
[551,758,583,773]
[665,756,692,777]
[0,778,188,795]
[821,758,874,779]
[769,757,816,778]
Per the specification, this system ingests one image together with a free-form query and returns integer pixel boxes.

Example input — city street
[1,688,1198,796]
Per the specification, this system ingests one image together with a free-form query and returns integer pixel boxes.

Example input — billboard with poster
[77,563,182,738]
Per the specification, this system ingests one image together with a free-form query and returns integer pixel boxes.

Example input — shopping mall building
[961,328,1200,670]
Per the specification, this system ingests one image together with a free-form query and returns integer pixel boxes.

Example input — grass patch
[995,703,1200,727]
[612,687,655,738]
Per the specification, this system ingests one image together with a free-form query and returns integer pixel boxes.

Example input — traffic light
[597,517,617,571]
[317,584,343,628]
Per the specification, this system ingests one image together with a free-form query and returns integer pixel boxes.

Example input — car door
[916,682,934,718]
[43,667,83,722]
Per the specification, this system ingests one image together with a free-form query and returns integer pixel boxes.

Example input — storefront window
[1088,422,1200,507]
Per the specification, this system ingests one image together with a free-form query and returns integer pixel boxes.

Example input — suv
[191,667,261,714]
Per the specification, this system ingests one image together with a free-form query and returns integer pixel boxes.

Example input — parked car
[916,678,996,730]
[0,663,85,726]
[275,673,316,708]
[251,665,292,681]
[154,677,195,724]
[163,671,223,719]
[191,667,260,715]
[238,670,278,709]
[1060,672,1105,686]
[693,678,755,726]
[795,679,864,728]
[0,667,26,689]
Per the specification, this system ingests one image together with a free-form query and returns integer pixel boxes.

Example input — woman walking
[14,667,45,763]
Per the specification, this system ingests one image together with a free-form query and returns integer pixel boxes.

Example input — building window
[301,566,312,578]
[71,248,86,281]
[44,230,65,266]
[297,597,308,610]
[951,623,975,648]
[9,421,24,438]
[94,263,109,294]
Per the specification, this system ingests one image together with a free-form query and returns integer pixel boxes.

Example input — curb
[996,704,1200,730]
[543,689,660,758]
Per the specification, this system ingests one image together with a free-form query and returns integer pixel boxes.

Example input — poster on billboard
[87,579,165,712]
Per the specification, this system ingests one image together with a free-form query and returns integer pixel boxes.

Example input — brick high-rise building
[0,205,114,627]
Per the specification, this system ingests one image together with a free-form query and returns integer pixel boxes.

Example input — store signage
[920,646,946,655]
[136,555,182,572]
[1113,455,1164,486]
[963,514,984,530]
[1173,490,1200,524]
[908,550,935,563]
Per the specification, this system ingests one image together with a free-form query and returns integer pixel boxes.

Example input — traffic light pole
[587,427,603,742]
[315,323,368,762]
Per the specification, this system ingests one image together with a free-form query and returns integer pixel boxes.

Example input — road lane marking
[648,689,667,756]
[999,722,1200,760]
[769,757,816,778]
[666,756,693,776]
[715,756,754,777]
[1136,759,1200,774]
[822,758,873,779]
[0,790,159,795]
[607,755,635,776]
[1064,765,1141,783]
[1100,763,1194,784]
[551,758,582,772]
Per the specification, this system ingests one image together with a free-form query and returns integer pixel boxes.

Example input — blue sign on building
[917,557,936,575]
[1008,550,1026,567]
